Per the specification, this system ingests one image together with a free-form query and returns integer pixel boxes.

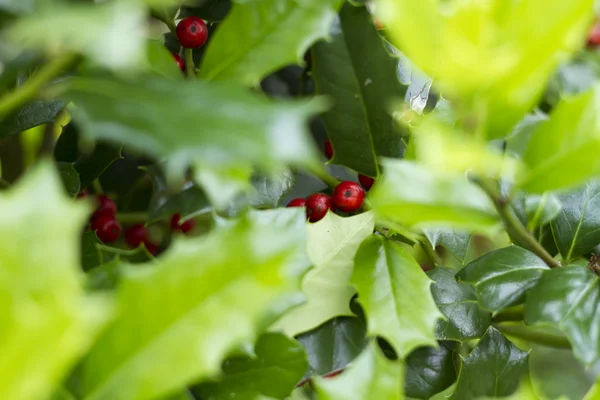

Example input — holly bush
[4,0,600,399]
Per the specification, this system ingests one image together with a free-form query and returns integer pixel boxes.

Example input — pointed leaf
[428,267,491,342]
[57,162,81,197]
[0,162,111,400]
[451,327,529,399]
[249,169,295,209]
[405,342,457,400]
[351,236,442,357]
[273,211,375,336]
[74,143,122,189]
[368,160,499,232]
[193,333,308,400]
[82,208,309,400]
[199,0,341,86]
[313,343,403,400]
[0,99,66,137]
[424,228,471,264]
[525,266,600,366]
[456,246,550,313]
[551,181,600,262]
[312,4,407,177]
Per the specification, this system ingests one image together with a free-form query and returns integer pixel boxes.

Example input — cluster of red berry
[170,16,209,71]
[287,140,376,223]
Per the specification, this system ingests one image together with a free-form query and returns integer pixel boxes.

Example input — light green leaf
[313,342,403,400]
[272,211,375,337]
[512,192,562,231]
[312,3,407,177]
[249,169,296,209]
[456,246,550,313]
[193,333,308,400]
[199,0,341,86]
[0,162,111,400]
[368,159,499,232]
[351,236,442,356]
[146,40,183,80]
[518,86,600,193]
[82,208,309,400]
[65,75,324,208]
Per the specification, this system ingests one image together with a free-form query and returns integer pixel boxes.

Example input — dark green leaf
[54,123,80,163]
[86,259,121,291]
[512,192,562,231]
[525,266,600,366]
[56,162,80,197]
[0,99,66,137]
[198,0,341,85]
[451,327,529,399]
[405,342,457,400]
[456,246,549,313]
[424,228,470,264]
[551,181,600,262]
[427,267,490,342]
[313,4,406,177]
[81,231,153,272]
[179,0,231,22]
[81,231,103,271]
[193,333,308,400]
[74,143,122,189]
[297,315,367,375]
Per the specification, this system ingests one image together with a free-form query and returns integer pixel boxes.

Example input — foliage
[1,0,600,399]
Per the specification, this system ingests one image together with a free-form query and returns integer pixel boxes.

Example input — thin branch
[185,48,196,77]
[494,323,571,349]
[492,305,524,323]
[309,165,342,190]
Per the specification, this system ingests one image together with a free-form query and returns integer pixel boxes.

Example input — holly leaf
[81,208,309,400]
[551,181,600,262]
[525,266,600,366]
[198,0,342,86]
[193,333,308,400]
[57,162,81,197]
[405,342,457,400]
[146,39,183,80]
[450,327,529,399]
[313,342,403,400]
[0,99,66,137]
[456,246,550,313]
[424,228,471,264]
[368,160,499,232]
[179,0,231,23]
[249,170,295,208]
[351,235,442,356]
[513,192,562,231]
[65,75,324,207]
[0,162,111,400]
[312,4,407,177]
[272,211,375,337]
[74,143,122,189]
[427,267,491,342]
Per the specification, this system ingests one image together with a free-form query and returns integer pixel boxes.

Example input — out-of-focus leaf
[146,40,183,80]
[0,100,66,138]
[249,169,295,208]
[513,192,562,231]
[57,162,80,197]
[312,4,407,177]
[405,342,457,400]
[199,0,341,86]
[74,143,122,189]
[179,0,231,22]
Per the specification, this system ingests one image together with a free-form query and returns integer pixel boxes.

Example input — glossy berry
[172,53,185,71]
[92,215,121,243]
[176,17,209,49]
[588,21,600,47]
[93,195,117,219]
[125,224,148,248]
[358,174,375,191]
[332,181,364,212]
[287,198,307,207]
[324,140,333,160]
[305,193,331,222]
[170,213,196,233]
[145,242,159,256]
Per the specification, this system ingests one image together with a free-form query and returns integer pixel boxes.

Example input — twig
[309,166,342,190]
[185,48,195,77]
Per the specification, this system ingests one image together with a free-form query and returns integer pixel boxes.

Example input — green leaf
[193,333,308,400]
[368,160,499,232]
[405,342,457,400]
[423,228,471,264]
[249,169,295,209]
[297,314,367,375]
[57,162,81,197]
[551,181,600,261]
[313,342,403,400]
[74,143,122,189]
[0,162,111,400]
[505,111,549,160]
[65,75,324,207]
[146,39,183,80]
[0,99,66,138]
[525,266,600,366]
[427,267,491,342]
[272,211,375,337]
[451,327,529,399]
[82,208,308,400]
[513,192,562,231]
[198,0,341,86]
[180,0,231,23]
[351,235,442,356]
[55,123,80,163]
[456,246,549,313]
[518,86,600,193]
[81,231,154,272]
[312,4,407,177]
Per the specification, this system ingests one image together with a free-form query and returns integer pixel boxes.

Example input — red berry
[170,213,196,233]
[287,198,307,207]
[358,174,375,191]
[324,140,334,160]
[172,53,185,71]
[332,181,365,212]
[93,195,117,219]
[125,224,148,248]
[77,189,88,198]
[305,193,331,222]
[92,215,121,243]
[176,17,209,49]
[145,242,159,256]
[589,21,600,47]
